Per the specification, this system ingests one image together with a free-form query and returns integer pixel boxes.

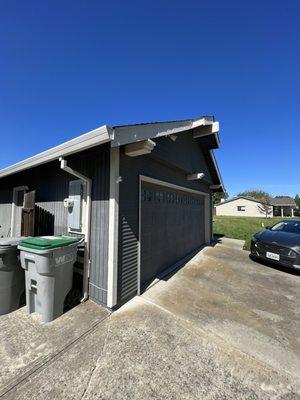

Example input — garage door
[140,181,205,288]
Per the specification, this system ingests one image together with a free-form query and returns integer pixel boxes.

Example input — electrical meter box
[67,180,84,232]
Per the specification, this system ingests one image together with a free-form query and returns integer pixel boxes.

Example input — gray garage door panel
[141,182,205,288]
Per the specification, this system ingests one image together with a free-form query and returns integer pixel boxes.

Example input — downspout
[59,157,92,303]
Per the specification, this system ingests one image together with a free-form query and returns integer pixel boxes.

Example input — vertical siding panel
[103,151,109,305]
[0,145,110,307]
[98,160,103,298]
[93,158,100,303]
[98,160,103,301]
[84,146,110,306]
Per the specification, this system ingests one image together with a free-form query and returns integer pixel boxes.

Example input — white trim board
[140,175,210,197]
[107,147,120,308]
[137,175,211,295]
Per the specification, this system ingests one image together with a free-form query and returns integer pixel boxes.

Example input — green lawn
[213,216,284,251]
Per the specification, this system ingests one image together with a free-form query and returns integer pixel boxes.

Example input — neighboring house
[272,196,296,217]
[215,196,273,218]
[0,115,224,310]
[215,195,297,218]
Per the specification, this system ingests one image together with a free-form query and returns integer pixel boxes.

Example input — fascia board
[0,125,113,179]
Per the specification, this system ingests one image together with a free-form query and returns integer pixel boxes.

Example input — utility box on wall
[66,180,84,232]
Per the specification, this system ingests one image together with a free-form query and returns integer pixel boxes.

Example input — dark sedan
[251,219,300,270]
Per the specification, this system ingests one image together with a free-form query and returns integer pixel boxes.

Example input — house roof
[215,196,266,207]
[112,115,214,129]
[0,115,224,191]
[0,125,113,180]
[111,116,219,147]
[271,196,296,206]
[216,195,297,207]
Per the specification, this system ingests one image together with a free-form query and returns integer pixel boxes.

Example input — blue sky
[0,0,299,197]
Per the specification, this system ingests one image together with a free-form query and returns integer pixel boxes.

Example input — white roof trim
[193,122,220,148]
[209,150,225,192]
[192,119,218,130]
[0,116,223,190]
[0,125,113,179]
[111,117,218,147]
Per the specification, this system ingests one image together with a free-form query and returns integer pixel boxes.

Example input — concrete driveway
[0,238,299,399]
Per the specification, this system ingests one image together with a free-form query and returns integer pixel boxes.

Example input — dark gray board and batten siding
[140,181,205,288]
[118,132,213,305]
[0,145,110,306]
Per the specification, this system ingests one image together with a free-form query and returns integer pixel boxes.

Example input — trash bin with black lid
[18,236,81,323]
[0,237,25,316]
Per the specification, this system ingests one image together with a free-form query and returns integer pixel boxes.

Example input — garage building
[0,116,224,309]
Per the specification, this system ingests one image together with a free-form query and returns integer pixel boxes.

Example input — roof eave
[0,125,113,179]
[111,116,223,190]
[0,116,224,189]
[209,150,225,193]
[111,116,218,148]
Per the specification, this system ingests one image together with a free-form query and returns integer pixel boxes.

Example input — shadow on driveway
[0,239,299,400]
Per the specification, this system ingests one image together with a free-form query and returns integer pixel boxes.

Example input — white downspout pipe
[59,157,92,302]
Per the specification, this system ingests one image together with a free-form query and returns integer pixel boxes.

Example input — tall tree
[212,191,228,205]
[295,194,300,208]
[237,190,271,200]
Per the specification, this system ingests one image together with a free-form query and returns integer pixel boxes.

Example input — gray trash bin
[0,237,25,316]
[18,236,81,323]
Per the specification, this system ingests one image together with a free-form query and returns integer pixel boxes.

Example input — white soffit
[0,125,113,179]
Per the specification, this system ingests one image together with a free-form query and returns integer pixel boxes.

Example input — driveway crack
[0,312,111,398]
[80,319,111,400]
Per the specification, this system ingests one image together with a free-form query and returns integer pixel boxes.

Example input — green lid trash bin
[18,236,81,323]
[20,236,80,251]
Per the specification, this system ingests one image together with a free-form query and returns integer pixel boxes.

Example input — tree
[257,194,273,219]
[237,189,272,218]
[212,191,228,205]
[295,194,300,208]
[237,190,271,200]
